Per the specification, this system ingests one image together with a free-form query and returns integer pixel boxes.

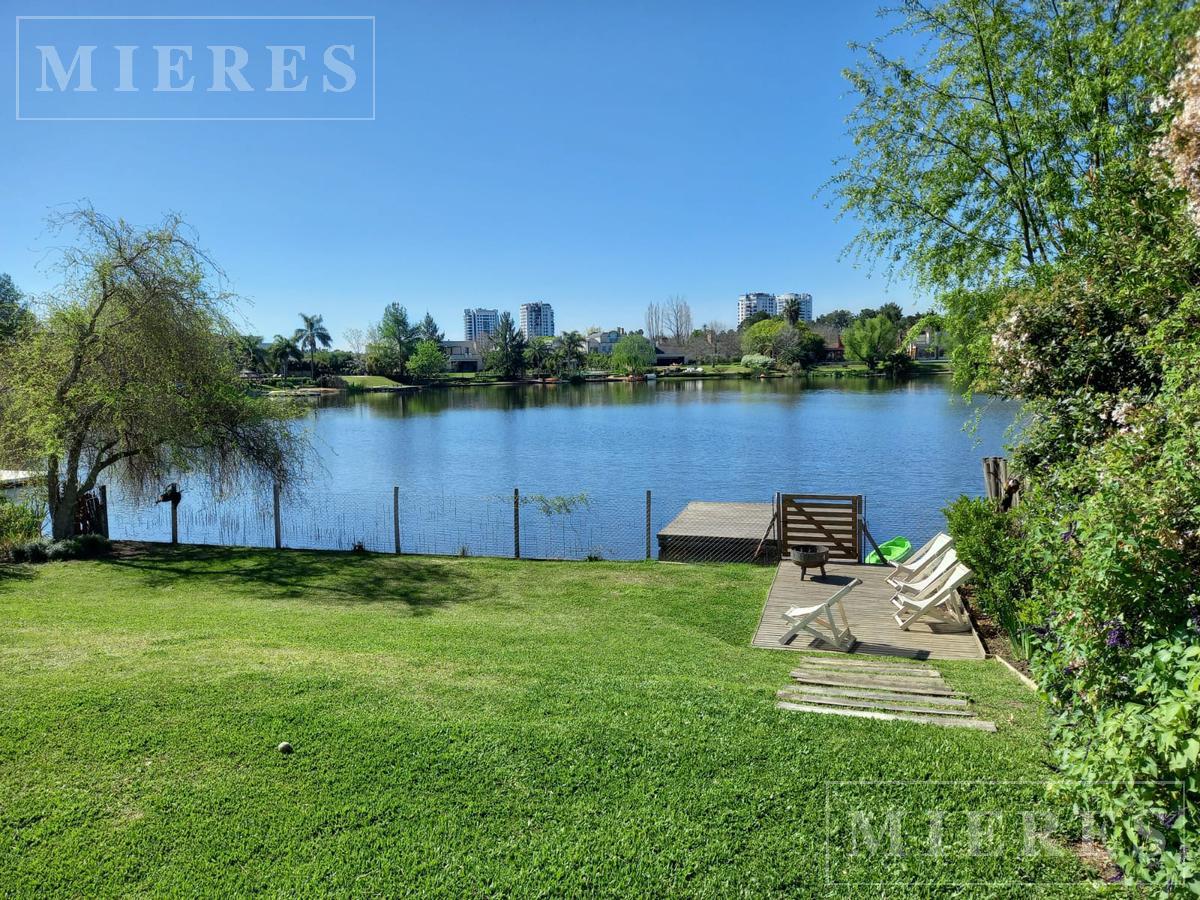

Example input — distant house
[654,344,692,366]
[907,328,944,359]
[442,340,485,373]
[811,325,845,361]
[586,328,626,355]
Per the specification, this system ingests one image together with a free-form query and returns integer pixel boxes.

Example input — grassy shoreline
[1,547,1097,895]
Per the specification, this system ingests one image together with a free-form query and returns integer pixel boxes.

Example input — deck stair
[775,656,997,732]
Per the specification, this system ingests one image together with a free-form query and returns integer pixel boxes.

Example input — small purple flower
[1157,811,1180,829]
[1061,521,1079,544]
[1105,621,1131,649]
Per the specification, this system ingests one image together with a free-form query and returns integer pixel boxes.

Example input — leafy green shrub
[0,497,43,556]
[740,354,773,373]
[45,539,82,561]
[11,538,51,563]
[943,496,1040,630]
[74,533,112,558]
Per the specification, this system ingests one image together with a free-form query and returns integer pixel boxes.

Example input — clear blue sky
[1,0,920,344]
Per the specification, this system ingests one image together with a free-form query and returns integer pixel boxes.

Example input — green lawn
[340,374,406,389]
[0,549,1105,896]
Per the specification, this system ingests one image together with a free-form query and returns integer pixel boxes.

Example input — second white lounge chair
[778,579,862,651]
[892,563,974,632]
[886,532,954,588]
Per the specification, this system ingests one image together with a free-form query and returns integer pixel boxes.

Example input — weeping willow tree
[0,207,306,539]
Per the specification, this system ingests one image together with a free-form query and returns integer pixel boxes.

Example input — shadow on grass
[0,562,35,589]
[104,543,480,616]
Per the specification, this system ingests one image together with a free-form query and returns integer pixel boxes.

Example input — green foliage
[739,354,773,373]
[484,312,527,380]
[774,326,827,369]
[11,537,51,563]
[609,334,655,375]
[417,311,444,344]
[815,309,853,328]
[406,340,448,382]
[0,498,43,556]
[736,310,770,331]
[376,303,418,377]
[830,0,1199,290]
[841,315,898,371]
[267,334,303,376]
[740,318,785,356]
[0,272,31,340]
[293,313,332,380]
[0,547,1092,893]
[943,497,1039,646]
[0,208,305,540]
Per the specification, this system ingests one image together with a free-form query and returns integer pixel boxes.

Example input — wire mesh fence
[103,481,794,563]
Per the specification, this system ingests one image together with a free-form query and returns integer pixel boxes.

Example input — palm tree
[293,313,332,380]
[524,337,553,377]
[233,334,267,372]
[552,331,587,376]
[781,296,801,327]
[267,334,303,376]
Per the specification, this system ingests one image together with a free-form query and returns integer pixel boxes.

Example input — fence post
[513,487,520,559]
[645,489,652,560]
[98,484,109,538]
[393,485,401,555]
[170,497,179,546]
[272,482,282,549]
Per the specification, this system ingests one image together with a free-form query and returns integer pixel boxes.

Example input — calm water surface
[113,377,1016,559]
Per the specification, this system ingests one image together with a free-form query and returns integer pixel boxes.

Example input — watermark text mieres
[16,17,375,120]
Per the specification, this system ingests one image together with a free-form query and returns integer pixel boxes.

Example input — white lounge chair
[778,579,862,651]
[889,548,959,601]
[892,563,973,632]
[886,532,954,588]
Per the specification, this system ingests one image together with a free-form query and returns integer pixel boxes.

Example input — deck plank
[753,561,986,660]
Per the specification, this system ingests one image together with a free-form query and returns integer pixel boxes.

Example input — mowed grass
[0,549,1104,897]
[340,375,406,389]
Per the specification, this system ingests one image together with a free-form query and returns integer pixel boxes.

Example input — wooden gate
[776,494,862,563]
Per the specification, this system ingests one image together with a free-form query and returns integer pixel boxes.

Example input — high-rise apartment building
[776,292,813,323]
[519,302,555,338]
[463,308,500,342]
[737,292,813,325]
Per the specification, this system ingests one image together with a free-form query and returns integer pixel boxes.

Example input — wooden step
[777,683,970,708]
[792,661,941,678]
[789,671,962,697]
[776,689,975,717]
[776,701,997,732]
[793,657,941,675]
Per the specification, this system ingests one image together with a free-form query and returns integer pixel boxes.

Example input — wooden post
[273,482,282,549]
[393,485,401,555]
[645,489,652,560]
[513,487,520,559]
[170,498,179,546]
[98,485,109,538]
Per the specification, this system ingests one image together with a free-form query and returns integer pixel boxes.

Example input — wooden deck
[657,501,776,563]
[752,561,986,660]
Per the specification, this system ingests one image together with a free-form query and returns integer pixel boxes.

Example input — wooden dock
[657,501,776,563]
[752,561,985,660]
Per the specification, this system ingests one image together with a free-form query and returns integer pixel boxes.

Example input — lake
[110,377,1017,560]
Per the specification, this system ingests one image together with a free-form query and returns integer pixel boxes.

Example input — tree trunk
[50,481,78,540]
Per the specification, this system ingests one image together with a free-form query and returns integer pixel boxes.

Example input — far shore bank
[262,360,953,396]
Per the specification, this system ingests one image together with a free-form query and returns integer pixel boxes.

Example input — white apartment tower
[463,308,500,342]
[776,292,813,323]
[737,292,813,325]
[519,302,555,338]
[737,292,779,325]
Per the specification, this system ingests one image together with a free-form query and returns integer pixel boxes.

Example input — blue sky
[1,0,918,344]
